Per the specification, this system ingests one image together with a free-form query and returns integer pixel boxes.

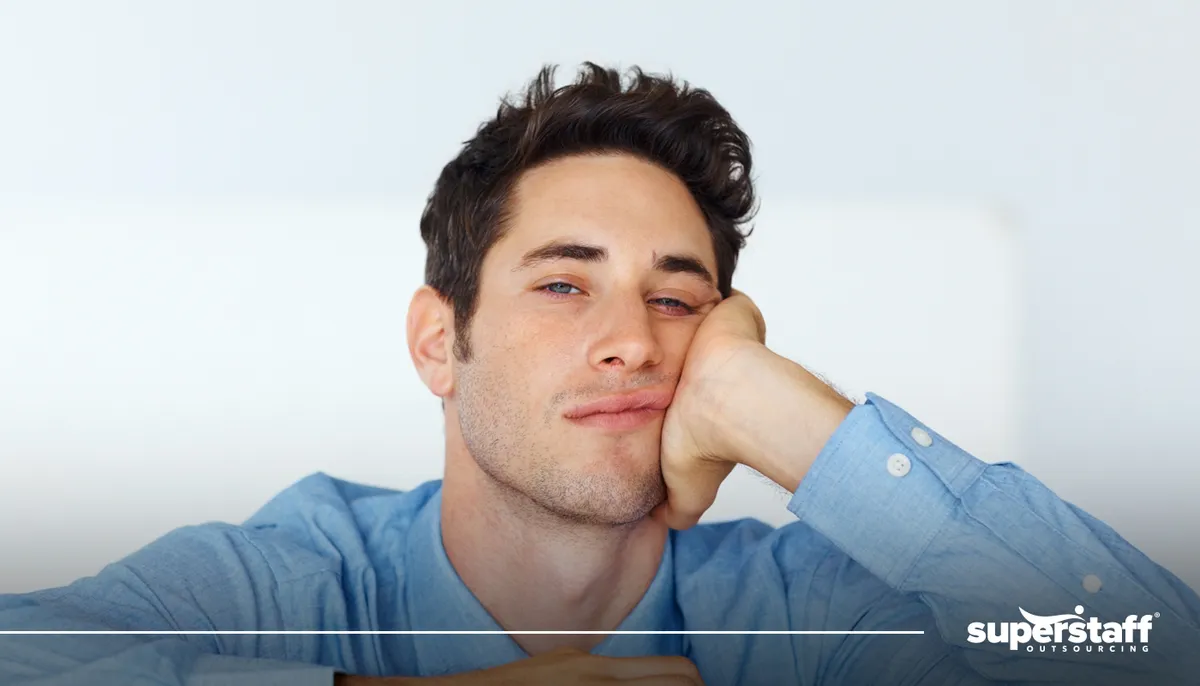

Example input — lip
[567,407,665,430]
[564,388,675,418]
[563,388,674,430]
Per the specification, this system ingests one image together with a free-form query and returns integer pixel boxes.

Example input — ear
[406,285,455,398]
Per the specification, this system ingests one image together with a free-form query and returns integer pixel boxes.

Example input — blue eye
[539,284,696,315]
[542,282,581,295]
[651,297,698,314]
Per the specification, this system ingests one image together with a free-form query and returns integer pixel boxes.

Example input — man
[1,63,1196,686]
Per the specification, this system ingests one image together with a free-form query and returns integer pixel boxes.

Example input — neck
[440,458,667,655]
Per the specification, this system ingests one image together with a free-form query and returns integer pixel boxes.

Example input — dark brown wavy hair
[419,62,757,360]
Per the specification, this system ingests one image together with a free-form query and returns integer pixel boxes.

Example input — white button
[911,427,933,447]
[1082,575,1103,594]
[886,453,911,477]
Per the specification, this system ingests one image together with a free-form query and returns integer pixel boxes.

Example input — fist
[658,291,768,530]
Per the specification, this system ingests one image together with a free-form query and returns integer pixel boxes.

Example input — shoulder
[20,476,442,633]
[104,474,440,588]
[236,473,441,579]
[243,472,440,534]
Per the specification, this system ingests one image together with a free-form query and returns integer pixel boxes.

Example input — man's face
[449,153,721,525]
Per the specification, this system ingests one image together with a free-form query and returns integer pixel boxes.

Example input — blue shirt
[2,394,1197,685]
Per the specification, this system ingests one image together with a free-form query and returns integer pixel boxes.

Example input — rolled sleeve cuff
[786,392,987,589]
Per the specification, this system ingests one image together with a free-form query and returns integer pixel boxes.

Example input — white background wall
[0,202,1016,592]
[1,1,1197,593]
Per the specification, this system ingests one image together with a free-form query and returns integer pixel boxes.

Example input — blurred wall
[1,1,1197,590]
[0,202,1017,593]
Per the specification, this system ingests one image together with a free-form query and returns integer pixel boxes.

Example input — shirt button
[911,427,933,447]
[887,453,912,478]
[1082,574,1103,594]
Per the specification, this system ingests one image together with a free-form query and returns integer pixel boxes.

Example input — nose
[588,296,665,373]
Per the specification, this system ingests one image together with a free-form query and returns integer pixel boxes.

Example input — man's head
[408,63,755,525]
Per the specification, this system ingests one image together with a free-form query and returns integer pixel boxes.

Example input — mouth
[563,388,673,431]
[565,407,666,431]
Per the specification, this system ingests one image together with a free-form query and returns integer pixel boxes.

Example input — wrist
[717,346,854,492]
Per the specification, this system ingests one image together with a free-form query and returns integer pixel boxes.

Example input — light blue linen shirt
[1,394,1197,685]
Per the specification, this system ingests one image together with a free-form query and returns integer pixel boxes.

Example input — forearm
[786,393,1200,682]
[715,345,854,491]
[707,336,1200,679]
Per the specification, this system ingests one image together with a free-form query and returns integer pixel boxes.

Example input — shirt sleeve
[0,525,338,686]
[786,393,1200,684]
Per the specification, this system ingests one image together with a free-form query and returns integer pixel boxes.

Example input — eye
[649,297,698,315]
[539,282,582,296]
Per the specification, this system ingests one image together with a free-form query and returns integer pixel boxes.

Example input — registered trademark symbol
[1155,612,1161,618]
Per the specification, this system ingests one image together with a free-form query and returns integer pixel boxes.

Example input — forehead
[496,153,716,266]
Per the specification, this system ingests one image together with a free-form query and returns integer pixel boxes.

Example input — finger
[661,490,714,530]
[721,291,766,344]
[601,655,702,682]
[661,461,733,530]
[660,489,706,531]
[663,503,702,530]
[733,292,766,343]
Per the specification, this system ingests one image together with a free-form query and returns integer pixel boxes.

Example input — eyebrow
[515,241,608,269]
[514,240,716,288]
[654,253,716,288]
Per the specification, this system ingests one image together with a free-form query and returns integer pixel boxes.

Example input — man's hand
[335,647,704,684]
[657,291,765,529]
[658,291,854,530]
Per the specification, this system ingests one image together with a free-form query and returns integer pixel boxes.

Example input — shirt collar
[404,485,683,677]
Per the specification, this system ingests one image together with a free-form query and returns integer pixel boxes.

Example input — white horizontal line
[1,630,925,636]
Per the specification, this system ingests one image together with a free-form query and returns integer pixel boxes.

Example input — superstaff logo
[967,605,1158,653]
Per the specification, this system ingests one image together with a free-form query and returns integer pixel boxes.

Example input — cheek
[492,310,571,350]
[656,320,703,365]
[479,311,576,377]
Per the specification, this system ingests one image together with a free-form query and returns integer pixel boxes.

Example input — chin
[538,466,665,526]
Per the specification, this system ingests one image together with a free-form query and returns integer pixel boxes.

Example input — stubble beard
[455,358,666,527]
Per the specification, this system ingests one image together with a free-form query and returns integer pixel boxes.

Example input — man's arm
[0,524,338,686]
[784,393,1200,684]
[658,292,1200,684]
